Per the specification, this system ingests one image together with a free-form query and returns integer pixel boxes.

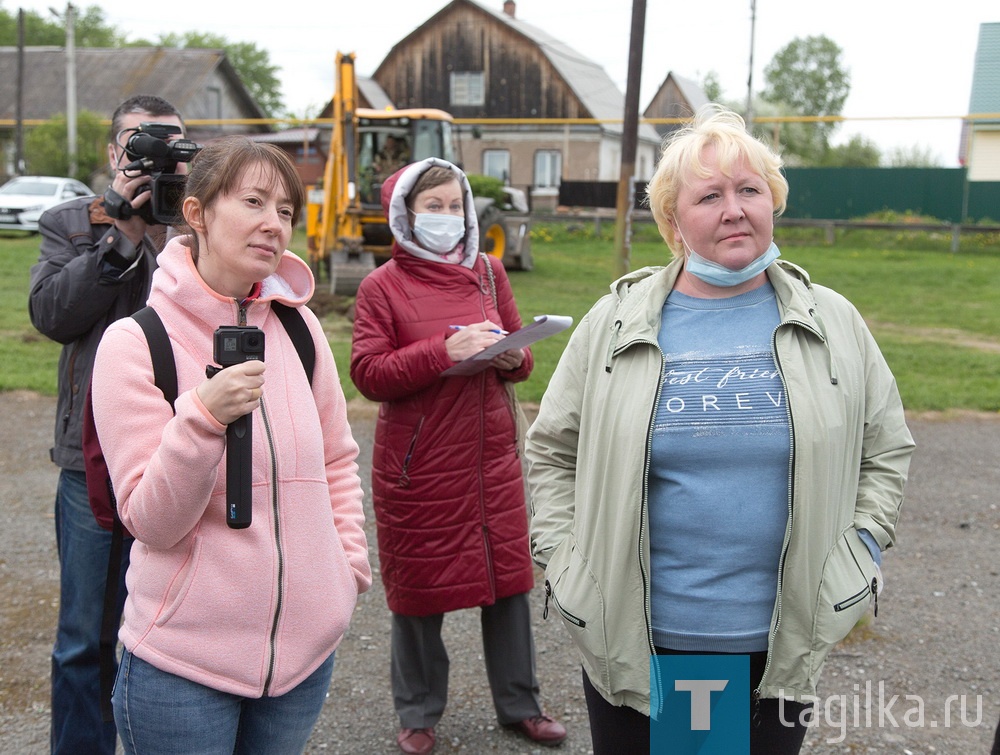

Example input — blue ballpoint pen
[449,324,509,335]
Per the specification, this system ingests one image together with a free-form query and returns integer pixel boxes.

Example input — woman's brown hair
[182,136,305,258]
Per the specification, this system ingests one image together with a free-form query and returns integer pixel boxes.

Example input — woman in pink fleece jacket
[92,137,371,753]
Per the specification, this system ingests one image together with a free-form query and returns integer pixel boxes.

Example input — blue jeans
[51,468,130,755]
[113,649,335,754]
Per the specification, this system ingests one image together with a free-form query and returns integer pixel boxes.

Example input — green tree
[0,5,123,46]
[134,32,283,117]
[24,110,107,183]
[821,134,882,167]
[701,71,723,103]
[73,6,125,46]
[886,144,941,167]
[748,99,826,167]
[762,35,850,164]
[1,8,281,116]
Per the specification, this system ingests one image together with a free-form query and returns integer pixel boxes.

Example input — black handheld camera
[104,122,201,226]
[213,326,265,529]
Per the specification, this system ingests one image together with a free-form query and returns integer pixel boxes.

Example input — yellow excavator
[307,52,532,295]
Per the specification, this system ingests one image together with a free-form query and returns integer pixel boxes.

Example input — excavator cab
[355,112,458,207]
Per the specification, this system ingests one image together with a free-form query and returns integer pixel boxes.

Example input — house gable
[962,22,1000,179]
[373,0,589,120]
[968,22,1000,119]
[0,47,268,141]
[368,0,660,202]
[644,71,709,139]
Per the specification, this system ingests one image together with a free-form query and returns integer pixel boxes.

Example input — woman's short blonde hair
[645,104,788,257]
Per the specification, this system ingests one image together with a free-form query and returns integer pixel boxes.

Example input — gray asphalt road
[1,391,998,754]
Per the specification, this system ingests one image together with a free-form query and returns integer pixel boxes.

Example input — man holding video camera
[28,94,188,755]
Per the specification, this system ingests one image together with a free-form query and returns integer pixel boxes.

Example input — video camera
[104,122,201,226]
[213,326,265,529]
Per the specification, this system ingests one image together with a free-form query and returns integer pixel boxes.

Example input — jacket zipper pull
[751,688,762,728]
[543,580,551,620]
[871,577,879,617]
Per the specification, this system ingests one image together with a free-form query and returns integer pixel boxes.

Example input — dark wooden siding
[372,3,588,120]
[643,77,697,139]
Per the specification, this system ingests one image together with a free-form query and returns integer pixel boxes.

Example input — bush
[24,110,106,184]
[465,173,506,204]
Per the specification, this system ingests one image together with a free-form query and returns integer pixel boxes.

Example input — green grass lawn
[5,223,1000,413]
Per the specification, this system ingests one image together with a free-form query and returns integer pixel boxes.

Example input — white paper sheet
[441,315,573,376]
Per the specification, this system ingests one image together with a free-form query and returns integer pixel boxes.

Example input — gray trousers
[390,592,542,728]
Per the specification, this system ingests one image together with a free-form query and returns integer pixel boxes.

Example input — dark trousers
[581,650,810,755]
[51,469,129,755]
[991,713,1000,755]
[390,592,542,728]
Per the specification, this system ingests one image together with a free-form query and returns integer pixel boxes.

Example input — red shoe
[505,714,567,746]
[397,727,435,755]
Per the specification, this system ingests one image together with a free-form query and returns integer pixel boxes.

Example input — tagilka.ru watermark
[779,681,985,745]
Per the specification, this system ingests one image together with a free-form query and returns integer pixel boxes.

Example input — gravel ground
[1,390,998,754]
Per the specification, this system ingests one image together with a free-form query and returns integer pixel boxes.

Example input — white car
[0,176,94,232]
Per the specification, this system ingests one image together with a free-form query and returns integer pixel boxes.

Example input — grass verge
[4,224,1000,413]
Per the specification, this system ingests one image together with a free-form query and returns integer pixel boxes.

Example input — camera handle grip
[225,413,253,529]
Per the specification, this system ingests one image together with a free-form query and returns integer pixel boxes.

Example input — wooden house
[0,46,267,182]
[370,0,662,209]
[644,72,709,141]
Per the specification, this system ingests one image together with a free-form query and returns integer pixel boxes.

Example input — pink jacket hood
[92,237,371,697]
[152,234,315,318]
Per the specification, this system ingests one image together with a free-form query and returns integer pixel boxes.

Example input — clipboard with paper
[441,314,573,376]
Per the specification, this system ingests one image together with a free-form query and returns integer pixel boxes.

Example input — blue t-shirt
[649,283,790,652]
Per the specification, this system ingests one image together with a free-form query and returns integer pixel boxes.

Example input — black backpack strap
[98,305,176,722]
[272,302,315,386]
[133,306,178,405]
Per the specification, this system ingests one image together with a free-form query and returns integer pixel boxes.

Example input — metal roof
[247,127,319,145]
[0,47,267,124]
[358,77,395,111]
[969,22,1000,123]
[468,0,660,143]
[667,73,710,113]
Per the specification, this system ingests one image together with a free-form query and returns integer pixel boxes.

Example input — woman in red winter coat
[350,159,566,755]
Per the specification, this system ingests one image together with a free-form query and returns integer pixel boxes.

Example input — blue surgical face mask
[682,235,781,287]
[412,213,466,254]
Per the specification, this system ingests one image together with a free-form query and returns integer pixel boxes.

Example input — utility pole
[746,0,757,128]
[613,0,646,279]
[15,10,25,175]
[66,4,78,178]
[51,4,78,177]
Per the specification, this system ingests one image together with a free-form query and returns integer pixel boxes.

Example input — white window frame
[534,150,562,188]
[482,150,511,184]
[450,72,485,107]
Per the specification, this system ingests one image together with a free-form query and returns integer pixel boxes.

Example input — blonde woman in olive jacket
[525,255,914,711]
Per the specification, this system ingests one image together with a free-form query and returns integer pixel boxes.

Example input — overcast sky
[13,0,998,165]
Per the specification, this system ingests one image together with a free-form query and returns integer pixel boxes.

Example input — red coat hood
[380,158,480,267]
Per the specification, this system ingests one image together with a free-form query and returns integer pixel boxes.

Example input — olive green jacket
[525,257,915,714]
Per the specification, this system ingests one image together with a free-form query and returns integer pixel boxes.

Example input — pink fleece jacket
[92,237,371,697]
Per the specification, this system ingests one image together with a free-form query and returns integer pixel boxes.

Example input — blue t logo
[651,655,750,753]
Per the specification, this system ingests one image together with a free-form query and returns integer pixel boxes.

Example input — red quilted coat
[350,159,535,616]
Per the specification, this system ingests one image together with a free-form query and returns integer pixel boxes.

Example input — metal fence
[559,169,1000,224]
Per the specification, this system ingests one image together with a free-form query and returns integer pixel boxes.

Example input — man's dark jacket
[29,196,163,470]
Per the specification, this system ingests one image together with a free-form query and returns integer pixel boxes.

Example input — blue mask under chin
[685,241,781,287]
